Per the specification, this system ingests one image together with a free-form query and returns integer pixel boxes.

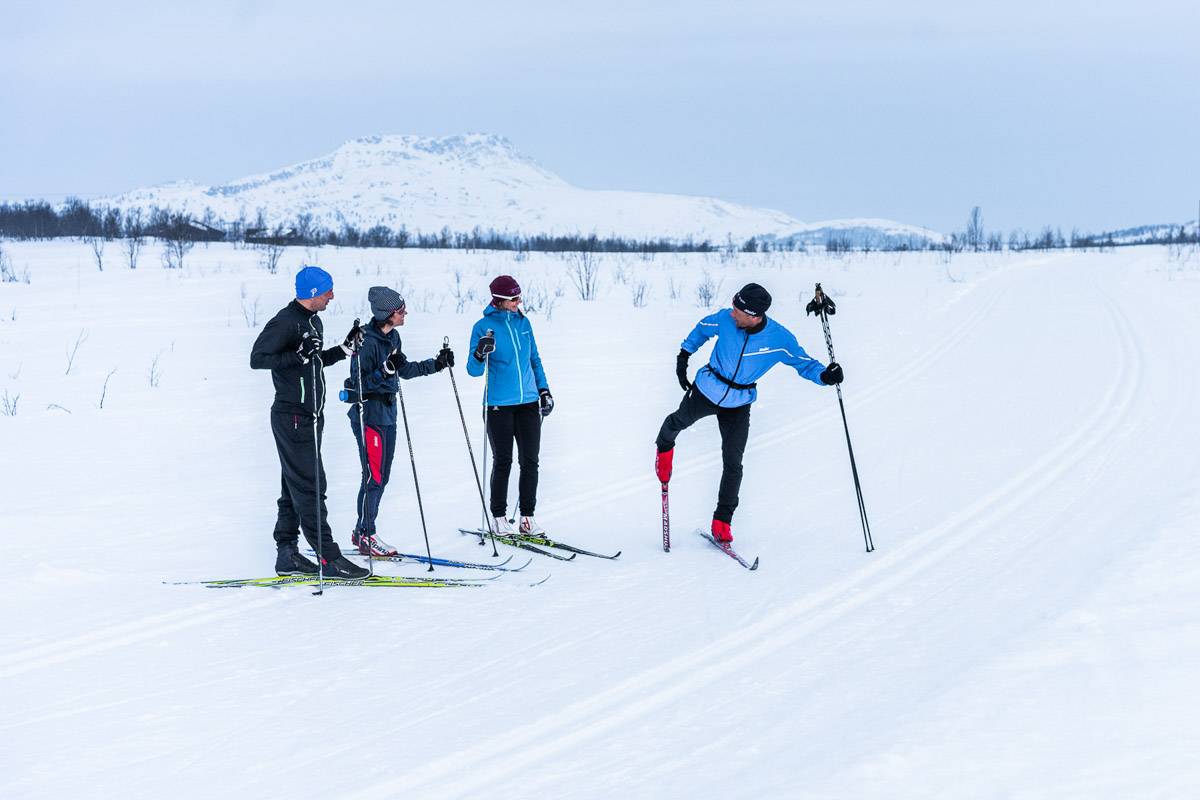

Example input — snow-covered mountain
[100,133,941,244]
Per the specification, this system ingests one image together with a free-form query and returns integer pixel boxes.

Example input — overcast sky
[3,0,1198,233]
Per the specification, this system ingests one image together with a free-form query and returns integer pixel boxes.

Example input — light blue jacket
[684,310,826,408]
[466,305,549,406]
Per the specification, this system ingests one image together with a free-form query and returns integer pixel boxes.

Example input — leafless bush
[0,244,17,283]
[161,236,194,270]
[667,277,681,301]
[631,279,649,308]
[98,368,117,409]
[87,236,106,271]
[65,329,88,375]
[241,284,261,328]
[695,270,723,308]
[567,251,600,300]
[1,389,18,416]
[450,269,477,313]
[612,261,629,286]
[148,353,163,387]
[124,234,143,269]
[258,243,284,274]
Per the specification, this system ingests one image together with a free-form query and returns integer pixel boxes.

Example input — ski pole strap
[703,365,757,391]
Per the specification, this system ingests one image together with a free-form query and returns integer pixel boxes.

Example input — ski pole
[480,351,490,537]
[446,334,500,556]
[396,378,435,571]
[806,283,874,553]
[305,331,326,595]
[351,321,373,577]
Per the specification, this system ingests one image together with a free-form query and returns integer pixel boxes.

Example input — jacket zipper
[504,314,524,404]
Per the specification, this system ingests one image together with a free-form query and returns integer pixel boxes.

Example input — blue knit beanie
[295,265,333,299]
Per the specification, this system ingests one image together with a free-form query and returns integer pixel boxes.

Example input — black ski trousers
[487,401,541,518]
[656,388,751,523]
[270,410,341,557]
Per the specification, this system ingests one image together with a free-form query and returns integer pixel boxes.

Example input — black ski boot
[322,553,370,580]
[275,543,318,576]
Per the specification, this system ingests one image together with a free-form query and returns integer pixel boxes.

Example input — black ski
[696,530,759,570]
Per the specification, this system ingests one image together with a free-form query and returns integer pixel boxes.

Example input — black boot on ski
[275,544,318,576]
[322,554,370,580]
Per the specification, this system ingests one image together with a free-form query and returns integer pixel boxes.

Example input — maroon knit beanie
[489,275,522,306]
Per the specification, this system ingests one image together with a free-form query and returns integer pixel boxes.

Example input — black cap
[732,283,772,316]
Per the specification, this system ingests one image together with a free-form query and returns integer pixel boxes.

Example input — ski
[164,574,495,589]
[696,530,759,571]
[458,528,577,561]
[463,527,618,560]
[307,548,529,572]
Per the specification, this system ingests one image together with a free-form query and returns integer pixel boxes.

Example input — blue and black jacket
[683,310,826,408]
[345,320,438,427]
[465,305,548,406]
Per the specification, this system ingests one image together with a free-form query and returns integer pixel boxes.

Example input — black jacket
[346,320,439,427]
[251,300,348,416]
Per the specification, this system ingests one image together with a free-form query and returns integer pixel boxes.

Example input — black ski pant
[487,401,541,518]
[656,388,751,524]
[270,410,341,558]
[349,415,397,536]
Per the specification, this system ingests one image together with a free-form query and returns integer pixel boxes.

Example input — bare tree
[258,242,284,274]
[966,206,985,252]
[160,214,195,269]
[65,329,88,375]
[1,389,18,416]
[567,251,599,300]
[98,367,117,409]
[695,270,723,308]
[87,236,105,271]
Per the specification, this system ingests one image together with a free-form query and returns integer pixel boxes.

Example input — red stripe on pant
[366,425,384,484]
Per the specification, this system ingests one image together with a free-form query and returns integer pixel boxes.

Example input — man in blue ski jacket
[345,286,453,557]
[654,283,844,543]
[466,275,553,538]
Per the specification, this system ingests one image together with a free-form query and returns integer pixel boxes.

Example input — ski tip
[513,558,534,572]
[749,557,760,571]
[611,551,622,559]
[529,573,551,587]
[566,553,578,561]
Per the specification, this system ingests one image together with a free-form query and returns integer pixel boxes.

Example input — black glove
[382,348,402,375]
[676,349,691,391]
[297,334,322,363]
[538,388,554,417]
[434,346,455,371]
[342,321,364,353]
[820,362,844,385]
[474,333,496,361]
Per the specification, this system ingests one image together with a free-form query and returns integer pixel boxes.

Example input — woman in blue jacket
[347,286,453,556]
[654,283,843,543]
[466,275,553,537]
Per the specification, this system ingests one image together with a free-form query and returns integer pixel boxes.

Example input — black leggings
[656,388,751,523]
[487,401,541,518]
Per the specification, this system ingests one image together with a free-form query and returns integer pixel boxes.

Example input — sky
[3,0,1198,234]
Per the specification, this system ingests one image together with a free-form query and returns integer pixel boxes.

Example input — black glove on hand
[382,348,402,375]
[342,321,364,353]
[539,388,554,417]
[473,333,496,361]
[820,362,844,385]
[297,334,322,363]
[434,346,455,371]
[676,349,691,392]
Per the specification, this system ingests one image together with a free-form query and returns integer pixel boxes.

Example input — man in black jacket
[250,265,368,579]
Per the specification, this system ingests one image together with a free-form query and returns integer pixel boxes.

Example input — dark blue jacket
[345,320,438,427]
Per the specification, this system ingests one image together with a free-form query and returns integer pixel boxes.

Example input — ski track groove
[350,269,1136,798]
[0,594,286,679]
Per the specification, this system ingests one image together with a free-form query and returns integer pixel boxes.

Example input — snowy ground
[2,239,1199,799]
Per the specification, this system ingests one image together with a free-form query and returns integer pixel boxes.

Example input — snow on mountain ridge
[100,133,938,243]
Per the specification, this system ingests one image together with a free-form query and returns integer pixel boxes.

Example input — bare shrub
[98,368,117,409]
[87,236,105,271]
[695,270,723,308]
[148,353,163,387]
[258,243,284,274]
[65,329,88,375]
[1,389,18,416]
[567,251,600,300]
[631,279,649,308]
